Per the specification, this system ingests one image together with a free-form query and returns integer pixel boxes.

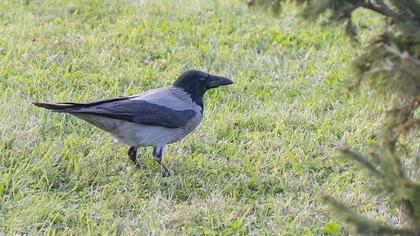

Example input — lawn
[0,0,403,234]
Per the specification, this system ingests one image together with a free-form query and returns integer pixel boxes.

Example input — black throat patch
[189,92,204,112]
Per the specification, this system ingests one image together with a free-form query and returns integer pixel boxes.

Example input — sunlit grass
[0,0,403,234]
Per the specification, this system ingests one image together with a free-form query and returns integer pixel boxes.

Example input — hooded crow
[34,70,233,176]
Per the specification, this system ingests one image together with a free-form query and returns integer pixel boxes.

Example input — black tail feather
[33,102,76,111]
[33,96,132,112]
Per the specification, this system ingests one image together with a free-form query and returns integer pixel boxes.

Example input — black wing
[34,97,196,128]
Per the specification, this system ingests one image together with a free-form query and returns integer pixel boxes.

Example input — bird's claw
[162,170,170,177]
[161,165,170,177]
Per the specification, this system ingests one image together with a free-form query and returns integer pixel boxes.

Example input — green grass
[0,0,409,234]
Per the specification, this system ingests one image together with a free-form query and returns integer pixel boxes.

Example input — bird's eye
[200,77,206,81]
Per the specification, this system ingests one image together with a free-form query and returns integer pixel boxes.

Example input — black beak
[207,75,233,89]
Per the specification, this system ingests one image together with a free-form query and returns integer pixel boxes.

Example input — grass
[0,0,411,234]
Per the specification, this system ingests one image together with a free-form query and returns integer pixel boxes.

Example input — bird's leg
[128,147,140,168]
[152,146,170,177]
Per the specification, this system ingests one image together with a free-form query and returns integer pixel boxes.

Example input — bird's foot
[161,165,170,177]
[153,146,170,177]
[133,162,141,169]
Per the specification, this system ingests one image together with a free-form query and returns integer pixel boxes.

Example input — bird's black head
[173,70,233,108]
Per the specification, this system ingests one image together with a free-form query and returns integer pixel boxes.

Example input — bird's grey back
[135,86,202,112]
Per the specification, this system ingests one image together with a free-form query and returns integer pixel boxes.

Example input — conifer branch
[358,0,403,22]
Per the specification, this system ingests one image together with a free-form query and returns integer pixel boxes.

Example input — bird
[33,70,233,177]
